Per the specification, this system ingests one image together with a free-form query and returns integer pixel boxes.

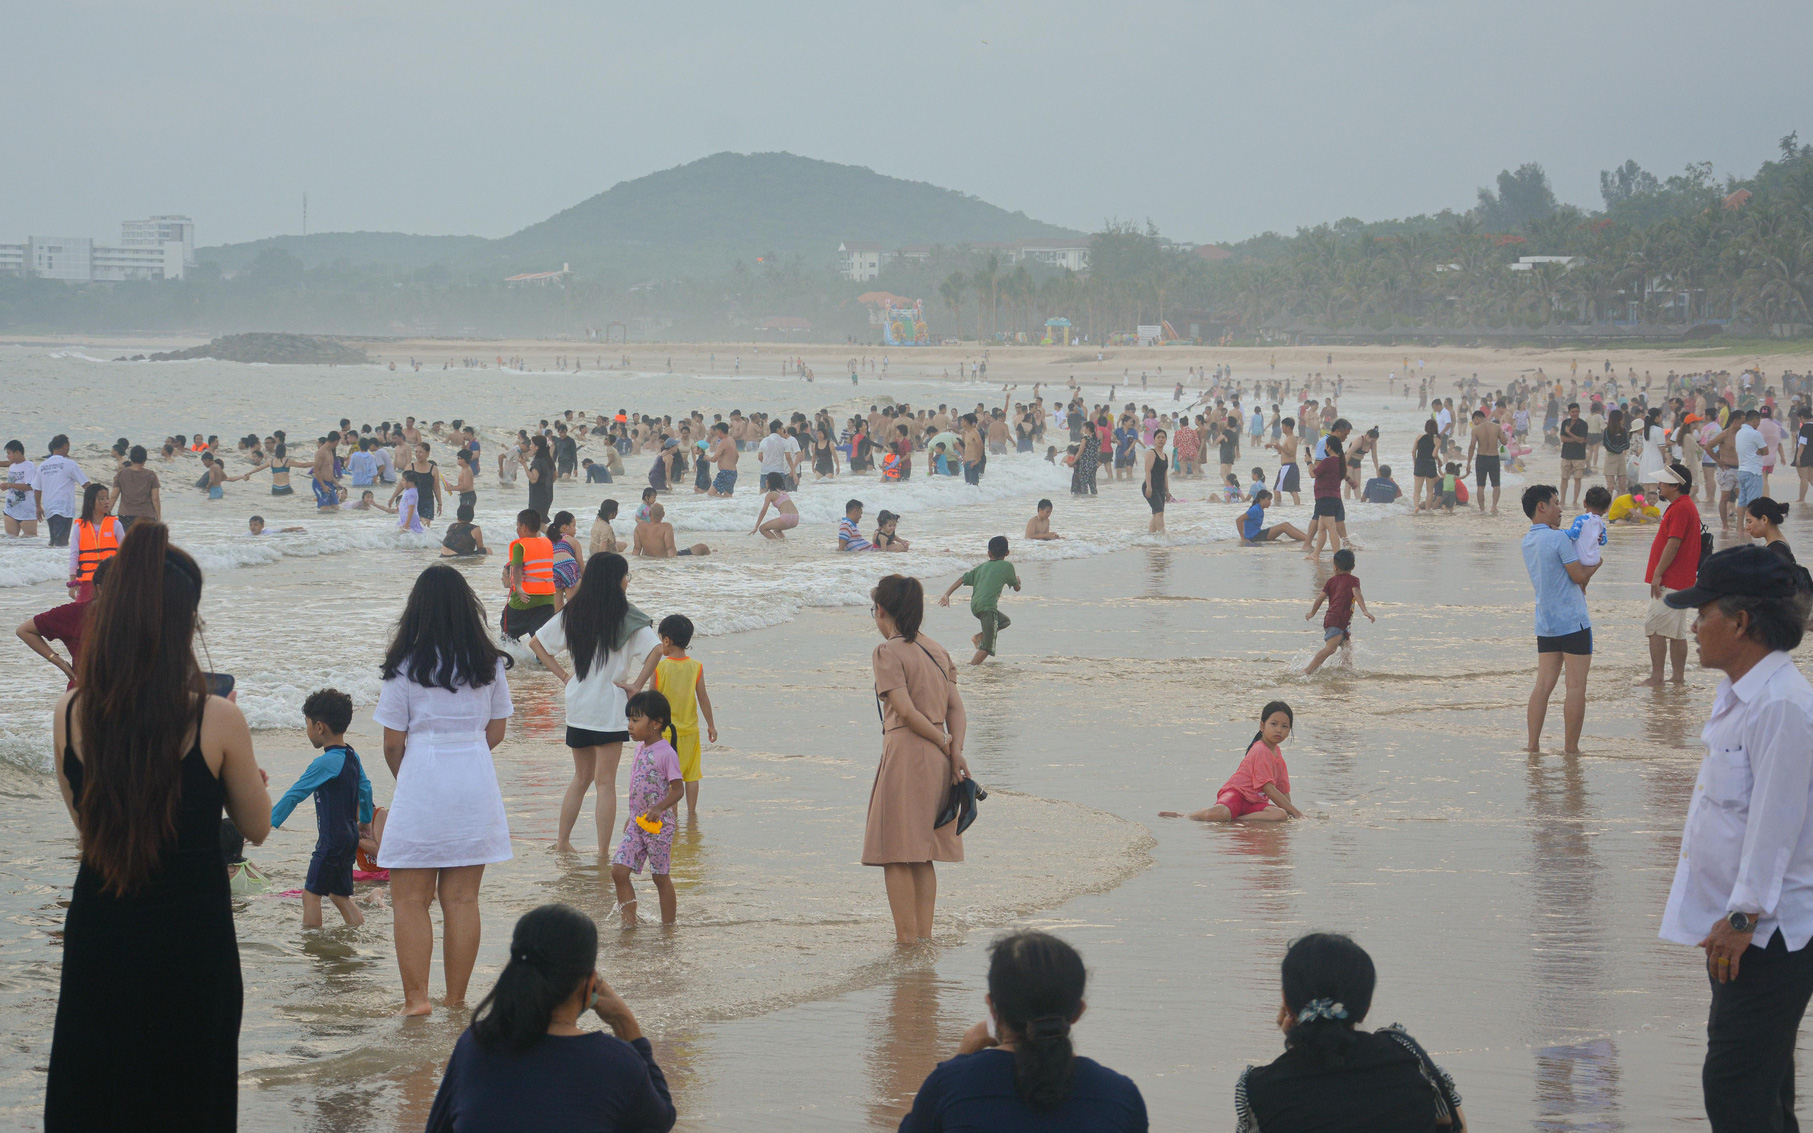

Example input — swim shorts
[975,608,1011,655]
[1536,627,1593,655]
[1715,467,1738,492]
[1474,455,1501,487]
[1324,624,1351,641]
[1216,787,1273,819]
[460,491,477,509]
[566,726,630,748]
[713,469,737,494]
[312,478,339,508]
[305,849,355,898]
[1313,497,1346,522]
[1276,463,1301,493]
[612,822,672,875]
[501,602,557,641]
[676,549,694,557]
[208,485,224,499]
[271,484,294,496]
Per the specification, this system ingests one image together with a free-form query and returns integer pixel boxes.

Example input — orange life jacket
[76,519,119,583]
[508,535,555,595]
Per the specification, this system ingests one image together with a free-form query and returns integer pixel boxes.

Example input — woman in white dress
[1638,407,1671,492]
[375,564,514,1016]
[527,552,660,852]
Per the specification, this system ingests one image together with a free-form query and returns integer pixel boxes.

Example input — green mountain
[197,152,1083,280]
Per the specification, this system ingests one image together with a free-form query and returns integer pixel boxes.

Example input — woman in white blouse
[527,553,660,852]
[374,564,514,1016]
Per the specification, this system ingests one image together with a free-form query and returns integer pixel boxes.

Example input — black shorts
[1414,457,1439,479]
[1277,463,1300,492]
[1537,627,1593,655]
[305,849,355,898]
[1313,497,1346,522]
[1147,487,1166,513]
[566,726,630,748]
[502,602,557,641]
[1475,455,1501,487]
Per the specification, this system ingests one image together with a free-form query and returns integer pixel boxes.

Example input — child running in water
[624,615,717,816]
[268,689,373,927]
[1304,547,1374,674]
[610,690,685,926]
[939,535,1021,665]
[1159,701,1304,822]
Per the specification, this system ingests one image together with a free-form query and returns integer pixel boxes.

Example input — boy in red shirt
[1304,547,1375,674]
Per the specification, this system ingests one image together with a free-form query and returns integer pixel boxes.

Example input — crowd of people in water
[11,356,1813,1130]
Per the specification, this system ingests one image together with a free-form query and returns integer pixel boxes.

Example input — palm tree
[973,254,1002,340]
[939,271,969,341]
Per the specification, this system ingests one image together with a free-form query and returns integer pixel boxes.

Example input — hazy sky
[7,0,1809,249]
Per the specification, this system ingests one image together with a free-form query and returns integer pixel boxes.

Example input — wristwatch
[1729,911,1755,934]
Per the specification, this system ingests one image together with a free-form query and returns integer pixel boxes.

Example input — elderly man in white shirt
[1659,545,1813,1131]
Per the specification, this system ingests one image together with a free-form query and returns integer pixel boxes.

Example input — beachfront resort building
[838,237,1091,280]
[0,215,195,282]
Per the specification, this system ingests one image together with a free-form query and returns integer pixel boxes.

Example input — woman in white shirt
[528,553,659,853]
[374,564,514,1016]
[1638,407,1671,491]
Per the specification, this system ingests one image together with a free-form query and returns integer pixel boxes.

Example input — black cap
[1664,545,1808,608]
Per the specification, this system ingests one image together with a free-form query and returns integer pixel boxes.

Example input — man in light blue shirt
[1734,409,1767,508]
[346,439,377,487]
[1522,483,1600,754]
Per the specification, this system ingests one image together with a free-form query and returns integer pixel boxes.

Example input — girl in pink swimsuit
[750,472,800,539]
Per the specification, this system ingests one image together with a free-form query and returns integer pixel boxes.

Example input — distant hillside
[198,152,1082,279]
[198,231,491,274]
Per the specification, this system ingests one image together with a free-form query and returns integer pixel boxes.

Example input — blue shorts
[713,469,737,494]
[1324,624,1350,641]
[312,478,339,508]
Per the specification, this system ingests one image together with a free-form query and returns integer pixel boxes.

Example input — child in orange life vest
[1158,701,1305,823]
[622,614,717,816]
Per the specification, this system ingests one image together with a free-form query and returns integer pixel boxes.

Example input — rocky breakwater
[120,333,369,365]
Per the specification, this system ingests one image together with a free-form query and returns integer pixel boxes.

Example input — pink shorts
[1217,788,1273,818]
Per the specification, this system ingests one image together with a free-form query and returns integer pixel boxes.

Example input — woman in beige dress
[863,574,970,944]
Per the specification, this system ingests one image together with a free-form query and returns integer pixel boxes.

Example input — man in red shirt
[1640,463,1703,686]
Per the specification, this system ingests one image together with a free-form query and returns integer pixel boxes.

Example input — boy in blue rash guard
[1236,489,1309,545]
[270,688,373,928]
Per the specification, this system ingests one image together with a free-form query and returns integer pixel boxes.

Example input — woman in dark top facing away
[1236,933,1464,1133]
[899,930,1146,1132]
[47,523,274,1131]
[427,903,676,1132]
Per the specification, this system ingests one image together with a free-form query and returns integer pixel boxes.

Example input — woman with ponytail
[1744,497,1795,562]
[426,904,675,1132]
[1235,933,1465,1132]
[528,552,658,852]
[901,930,1145,1130]
[47,522,273,1131]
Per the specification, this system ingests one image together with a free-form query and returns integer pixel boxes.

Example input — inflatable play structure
[882,299,931,346]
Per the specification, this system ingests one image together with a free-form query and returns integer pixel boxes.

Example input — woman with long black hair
[1235,933,1465,1132]
[526,435,556,522]
[426,904,675,1132]
[375,563,514,1015]
[901,930,1145,1130]
[528,553,659,852]
[48,523,272,1131]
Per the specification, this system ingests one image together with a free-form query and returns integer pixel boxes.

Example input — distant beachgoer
[751,473,799,539]
[1142,430,1169,534]
[632,503,710,558]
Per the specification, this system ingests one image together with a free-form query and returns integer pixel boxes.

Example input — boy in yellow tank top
[624,614,717,816]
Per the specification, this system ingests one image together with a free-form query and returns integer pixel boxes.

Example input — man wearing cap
[1638,462,1703,687]
[1659,546,1813,1131]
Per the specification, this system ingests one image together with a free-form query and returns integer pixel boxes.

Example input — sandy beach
[1,336,1810,1128]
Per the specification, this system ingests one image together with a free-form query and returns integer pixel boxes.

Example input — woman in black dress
[527,435,556,521]
[48,524,272,1131]
[1412,420,1440,511]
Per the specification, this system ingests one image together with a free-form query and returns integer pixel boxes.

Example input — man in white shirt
[1733,408,1767,509]
[1658,545,1813,1130]
[30,435,87,547]
[756,421,795,491]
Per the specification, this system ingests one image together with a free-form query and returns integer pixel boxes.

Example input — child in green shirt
[939,535,1021,665]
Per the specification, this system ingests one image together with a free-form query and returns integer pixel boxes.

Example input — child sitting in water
[873,509,910,551]
[350,490,396,513]
[1607,489,1660,524]
[635,485,658,523]
[1250,465,1269,500]
[610,691,685,926]
[1209,473,1243,503]
[269,689,373,928]
[1159,701,1305,823]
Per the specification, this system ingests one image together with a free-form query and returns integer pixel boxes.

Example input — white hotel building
[0,216,195,282]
